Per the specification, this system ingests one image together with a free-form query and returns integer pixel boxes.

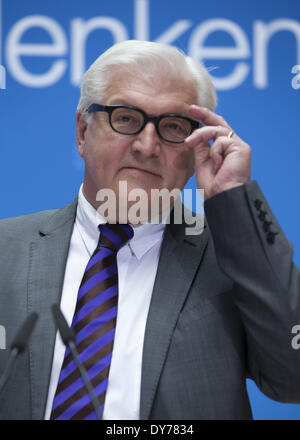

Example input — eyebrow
[110,100,129,106]
[107,100,191,118]
[108,99,133,107]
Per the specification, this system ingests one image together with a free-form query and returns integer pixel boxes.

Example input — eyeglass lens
[110,107,192,142]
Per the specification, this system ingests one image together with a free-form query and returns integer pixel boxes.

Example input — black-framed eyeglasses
[87,104,200,144]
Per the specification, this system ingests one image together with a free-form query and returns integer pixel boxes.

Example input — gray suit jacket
[0,181,300,420]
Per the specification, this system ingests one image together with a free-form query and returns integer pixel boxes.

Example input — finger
[210,139,226,170]
[185,125,232,147]
[192,142,211,164]
[210,136,234,169]
[188,105,231,129]
[193,143,216,189]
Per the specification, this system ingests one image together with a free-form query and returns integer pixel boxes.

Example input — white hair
[77,40,217,123]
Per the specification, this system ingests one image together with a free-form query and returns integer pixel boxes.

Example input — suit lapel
[26,197,207,419]
[27,199,77,420]
[140,214,208,420]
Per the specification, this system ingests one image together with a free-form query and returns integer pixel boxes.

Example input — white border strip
[0,0,2,66]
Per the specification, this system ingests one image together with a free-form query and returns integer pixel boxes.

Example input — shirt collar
[76,185,166,260]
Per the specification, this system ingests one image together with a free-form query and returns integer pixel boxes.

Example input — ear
[76,111,88,157]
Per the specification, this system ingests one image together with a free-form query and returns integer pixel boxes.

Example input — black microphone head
[52,304,75,346]
[11,312,39,353]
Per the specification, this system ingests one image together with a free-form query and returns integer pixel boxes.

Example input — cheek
[168,150,195,183]
[83,124,111,162]
[83,131,129,178]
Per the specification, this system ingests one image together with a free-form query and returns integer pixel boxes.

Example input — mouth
[120,166,161,178]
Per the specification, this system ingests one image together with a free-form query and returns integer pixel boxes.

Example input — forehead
[103,70,198,115]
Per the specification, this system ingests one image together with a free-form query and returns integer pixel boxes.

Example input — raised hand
[185,105,251,200]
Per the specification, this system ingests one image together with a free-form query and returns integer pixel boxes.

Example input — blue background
[0,0,299,420]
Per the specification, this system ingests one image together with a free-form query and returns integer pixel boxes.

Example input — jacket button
[254,199,262,210]
[258,210,267,221]
[263,220,272,232]
[267,231,278,244]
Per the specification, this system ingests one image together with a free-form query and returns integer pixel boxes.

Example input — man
[0,40,299,420]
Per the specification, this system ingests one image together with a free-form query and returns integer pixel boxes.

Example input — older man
[0,40,299,420]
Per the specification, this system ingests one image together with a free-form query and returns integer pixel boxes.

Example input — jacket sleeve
[204,180,300,403]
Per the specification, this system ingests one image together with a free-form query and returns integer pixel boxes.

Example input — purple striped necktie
[50,223,134,420]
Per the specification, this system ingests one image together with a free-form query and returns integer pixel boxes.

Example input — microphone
[51,304,102,420]
[0,312,39,394]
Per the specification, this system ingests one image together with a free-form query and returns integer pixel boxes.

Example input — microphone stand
[0,312,39,395]
[52,304,102,420]
[67,340,102,420]
[0,348,18,394]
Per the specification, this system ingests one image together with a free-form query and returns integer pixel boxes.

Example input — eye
[112,109,141,124]
[117,114,134,123]
[159,117,192,142]
[160,118,189,134]
[111,108,143,133]
[166,122,182,131]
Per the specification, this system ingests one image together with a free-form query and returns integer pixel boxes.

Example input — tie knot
[97,223,134,252]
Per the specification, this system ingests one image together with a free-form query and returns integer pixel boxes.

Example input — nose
[131,122,161,157]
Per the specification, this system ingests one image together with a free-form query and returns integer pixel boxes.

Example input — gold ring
[228,130,235,139]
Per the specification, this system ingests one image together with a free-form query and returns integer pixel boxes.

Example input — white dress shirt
[44,186,166,420]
